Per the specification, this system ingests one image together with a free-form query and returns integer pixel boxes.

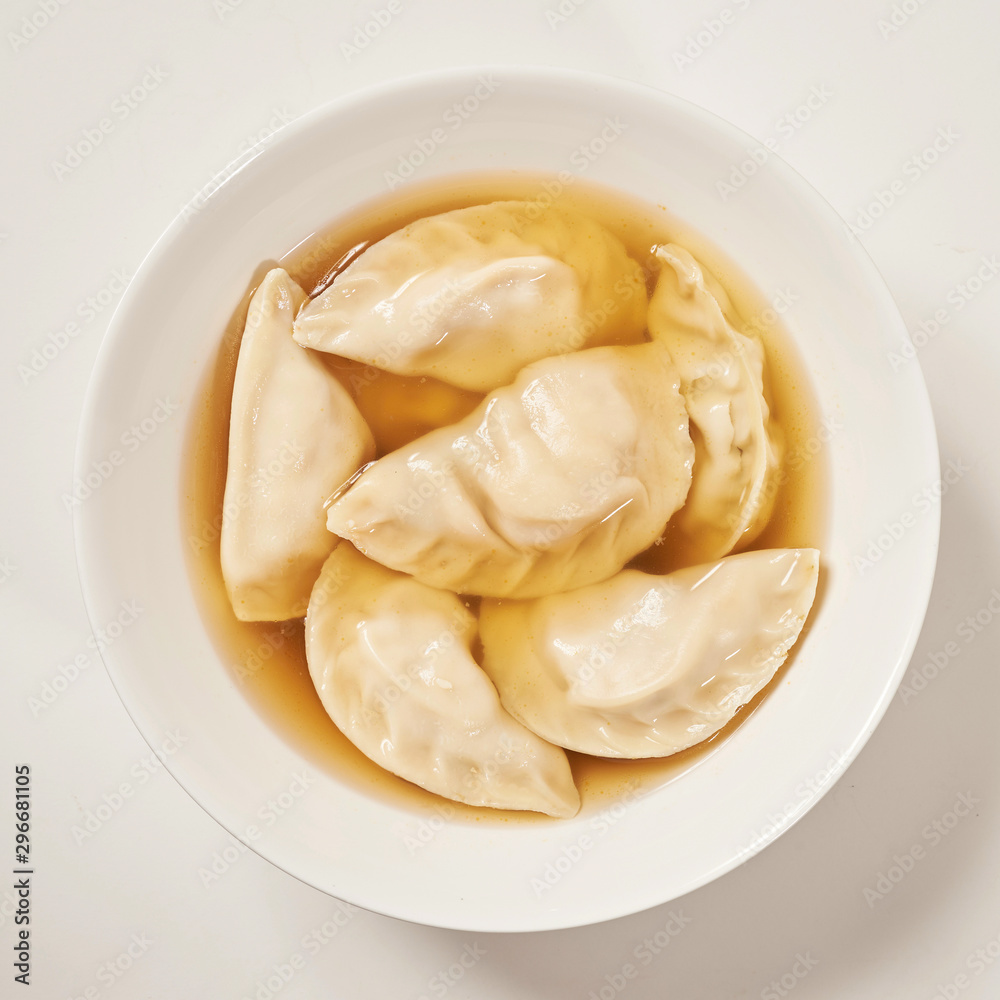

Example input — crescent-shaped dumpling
[325,342,694,598]
[479,548,819,758]
[292,201,648,391]
[304,544,580,818]
[647,245,782,561]
[221,268,375,621]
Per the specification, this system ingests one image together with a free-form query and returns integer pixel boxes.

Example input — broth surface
[183,173,828,823]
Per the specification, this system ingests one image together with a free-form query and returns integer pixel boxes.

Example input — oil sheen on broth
[183,174,828,824]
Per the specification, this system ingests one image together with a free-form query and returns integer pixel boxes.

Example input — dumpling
[325,342,694,598]
[221,268,375,621]
[479,548,819,758]
[647,245,782,561]
[292,201,648,391]
[304,544,580,818]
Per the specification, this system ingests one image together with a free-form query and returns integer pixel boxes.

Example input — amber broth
[182,173,828,824]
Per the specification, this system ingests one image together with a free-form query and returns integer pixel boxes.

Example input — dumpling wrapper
[479,548,819,758]
[221,268,375,621]
[305,544,580,818]
[292,201,648,391]
[325,342,694,599]
[647,245,782,562]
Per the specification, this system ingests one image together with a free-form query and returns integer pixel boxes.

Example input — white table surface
[4,1,999,996]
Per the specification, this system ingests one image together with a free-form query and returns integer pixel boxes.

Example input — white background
[3,0,999,997]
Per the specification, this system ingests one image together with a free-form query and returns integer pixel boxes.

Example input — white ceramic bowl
[74,67,939,932]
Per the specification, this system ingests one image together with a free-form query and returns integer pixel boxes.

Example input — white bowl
[74,67,939,932]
